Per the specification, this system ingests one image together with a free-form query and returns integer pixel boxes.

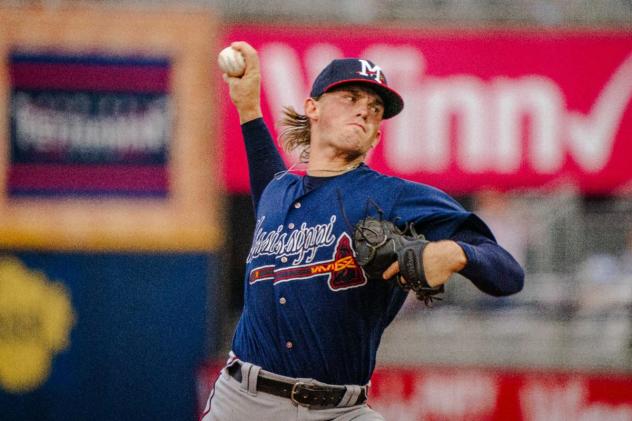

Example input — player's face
[308,86,384,159]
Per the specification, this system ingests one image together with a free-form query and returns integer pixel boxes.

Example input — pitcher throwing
[201,41,524,421]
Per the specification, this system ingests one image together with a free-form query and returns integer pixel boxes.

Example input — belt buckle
[290,382,311,408]
[291,382,341,410]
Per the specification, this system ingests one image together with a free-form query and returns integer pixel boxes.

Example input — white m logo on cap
[358,59,383,83]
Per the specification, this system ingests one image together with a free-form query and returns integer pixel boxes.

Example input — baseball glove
[353,217,444,305]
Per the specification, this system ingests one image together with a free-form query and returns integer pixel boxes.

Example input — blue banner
[9,51,172,197]
[0,252,219,421]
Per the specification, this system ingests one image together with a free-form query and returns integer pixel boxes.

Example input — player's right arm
[224,42,263,124]
[223,42,287,208]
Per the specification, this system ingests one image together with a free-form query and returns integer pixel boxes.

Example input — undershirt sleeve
[451,228,525,296]
[241,118,288,208]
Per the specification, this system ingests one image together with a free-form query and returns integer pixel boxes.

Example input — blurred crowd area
[379,189,632,373]
[6,0,632,26]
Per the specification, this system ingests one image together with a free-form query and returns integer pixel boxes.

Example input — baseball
[218,46,246,77]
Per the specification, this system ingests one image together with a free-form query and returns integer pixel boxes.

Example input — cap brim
[322,79,404,119]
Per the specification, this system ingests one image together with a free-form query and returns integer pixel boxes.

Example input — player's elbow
[491,262,525,296]
[506,266,525,295]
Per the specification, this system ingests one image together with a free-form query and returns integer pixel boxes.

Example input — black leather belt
[227,361,367,409]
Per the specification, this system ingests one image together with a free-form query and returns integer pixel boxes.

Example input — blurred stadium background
[0,0,631,420]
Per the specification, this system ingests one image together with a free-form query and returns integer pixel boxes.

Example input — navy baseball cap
[310,58,404,119]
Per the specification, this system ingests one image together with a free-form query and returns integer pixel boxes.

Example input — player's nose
[355,99,370,119]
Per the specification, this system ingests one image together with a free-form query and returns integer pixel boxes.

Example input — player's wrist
[239,107,263,124]
[425,241,467,273]
[442,240,468,272]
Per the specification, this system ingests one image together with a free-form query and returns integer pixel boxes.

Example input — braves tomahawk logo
[249,233,367,291]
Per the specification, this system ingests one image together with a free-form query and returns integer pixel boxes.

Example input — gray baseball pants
[200,359,384,421]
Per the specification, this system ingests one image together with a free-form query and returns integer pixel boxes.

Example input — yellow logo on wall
[0,257,75,393]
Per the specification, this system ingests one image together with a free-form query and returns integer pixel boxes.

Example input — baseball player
[201,41,524,421]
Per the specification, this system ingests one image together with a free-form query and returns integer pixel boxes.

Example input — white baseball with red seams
[218,46,246,77]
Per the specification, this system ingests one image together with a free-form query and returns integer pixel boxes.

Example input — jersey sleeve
[241,118,287,208]
[391,179,473,240]
[391,179,524,296]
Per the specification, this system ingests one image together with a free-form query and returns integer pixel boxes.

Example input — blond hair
[277,105,312,162]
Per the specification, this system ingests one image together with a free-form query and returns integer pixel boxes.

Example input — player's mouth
[348,123,366,133]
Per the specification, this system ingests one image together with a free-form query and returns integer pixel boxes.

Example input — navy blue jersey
[231,118,524,386]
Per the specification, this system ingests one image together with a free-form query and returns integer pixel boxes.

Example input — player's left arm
[451,228,524,296]
[382,240,468,286]
[416,240,468,287]
[382,231,523,296]
[383,181,524,296]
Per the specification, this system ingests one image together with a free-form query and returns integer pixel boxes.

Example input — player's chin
[336,138,365,158]
[344,133,373,150]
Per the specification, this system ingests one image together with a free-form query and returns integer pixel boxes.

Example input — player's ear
[304,97,319,120]
[370,129,382,149]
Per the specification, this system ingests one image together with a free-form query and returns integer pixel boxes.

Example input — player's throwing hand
[222,41,262,124]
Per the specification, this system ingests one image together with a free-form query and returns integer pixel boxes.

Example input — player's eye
[370,104,383,116]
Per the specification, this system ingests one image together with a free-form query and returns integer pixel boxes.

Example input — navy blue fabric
[233,118,524,386]
[453,228,525,296]
[241,118,287,210]
[310,58,404,119]
[0,252,213,421]
[303,175,331,193]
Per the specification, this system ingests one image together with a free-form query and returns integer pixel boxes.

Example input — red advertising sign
[197,362,632,420]
[369,366,632,421]
[219,25,632,194]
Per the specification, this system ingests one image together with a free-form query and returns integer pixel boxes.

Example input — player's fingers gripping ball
[218,46,246,77]
[353,217,444,305]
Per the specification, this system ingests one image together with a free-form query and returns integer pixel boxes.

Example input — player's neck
[306,152,363,177]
